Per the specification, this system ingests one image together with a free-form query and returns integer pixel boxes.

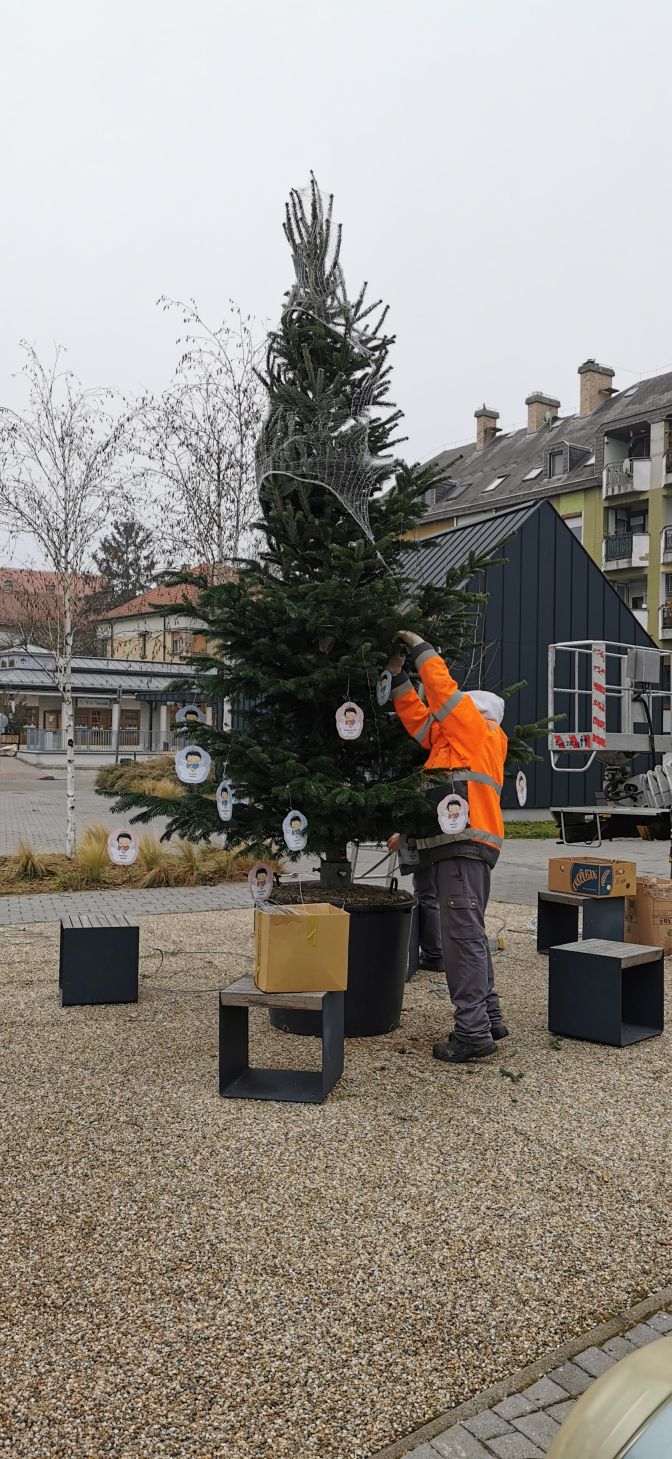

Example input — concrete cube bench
[537,889,626,954]
[59,913,139,1007]
[548,939,663,1046]
[219,974,344,1104]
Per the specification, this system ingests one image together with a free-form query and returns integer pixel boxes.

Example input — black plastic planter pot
[269,899,413,1039]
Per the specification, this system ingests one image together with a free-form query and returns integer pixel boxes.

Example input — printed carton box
[548,856,637,899]
[625,875,672,953]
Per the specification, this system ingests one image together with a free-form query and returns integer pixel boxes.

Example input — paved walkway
[0,759,170,855]
[381,1304,672,1458]
[0,882,251,924]
[2,758,671,923]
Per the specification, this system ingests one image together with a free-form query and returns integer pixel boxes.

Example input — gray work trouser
[435,857,503,1045]
[411,863,442,965]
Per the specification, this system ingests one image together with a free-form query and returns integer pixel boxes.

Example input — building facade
[408,501,653,809]
[94,583,210,662]
[418,359,672,645]
[0,646,219,764]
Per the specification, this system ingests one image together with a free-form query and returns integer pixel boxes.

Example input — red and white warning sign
[591,642,607,749]
[553,733,593,751]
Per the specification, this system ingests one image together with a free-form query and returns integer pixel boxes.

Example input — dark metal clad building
[406,500,653,809]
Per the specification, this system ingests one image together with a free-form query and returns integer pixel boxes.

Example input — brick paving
[400,1313,672,1458]
[2,759,671,907]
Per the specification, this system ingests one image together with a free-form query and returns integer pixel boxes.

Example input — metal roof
[422,365,672,522]
[405,504,537,586]
[0,665,210,695]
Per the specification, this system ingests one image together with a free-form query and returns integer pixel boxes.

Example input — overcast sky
[1,0,671,487]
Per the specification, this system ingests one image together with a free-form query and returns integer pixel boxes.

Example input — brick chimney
[525,391,560,434]
[474,405,499,450]
[578,359,615,416]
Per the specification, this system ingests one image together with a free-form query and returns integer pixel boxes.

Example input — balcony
[24,727,181,754]
[603,458,651,498]
[662,526,672,561]
[661,602,672,638]
[602,532,649,567]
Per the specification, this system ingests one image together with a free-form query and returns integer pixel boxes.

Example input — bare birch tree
[139,299,264,570]
[0,344,130,855]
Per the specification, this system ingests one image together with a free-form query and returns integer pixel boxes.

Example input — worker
[386,834,443,975]
[387,630,508,1064]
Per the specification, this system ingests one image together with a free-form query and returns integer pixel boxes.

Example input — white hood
[467,690,505,726]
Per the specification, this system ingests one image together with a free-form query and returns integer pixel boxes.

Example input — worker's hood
[467,690,505,726]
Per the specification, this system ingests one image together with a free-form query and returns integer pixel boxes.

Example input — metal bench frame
[219,975,344,1104]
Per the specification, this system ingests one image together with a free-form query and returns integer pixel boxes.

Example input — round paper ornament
[175,704,206,727]
[248,861,273,904]
[516,770,528,808]
[175,743,212,784]
[283,809,308,851]
[107,828,139,866]
[437,793,470,835]
[335,701,364,740]
[376,670,392,707]
[216,780,233,821]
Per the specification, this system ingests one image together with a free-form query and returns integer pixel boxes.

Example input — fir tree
[103,180,539,880]
[93,517,157,609]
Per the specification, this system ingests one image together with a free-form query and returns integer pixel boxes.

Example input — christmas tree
[105,179,537,884]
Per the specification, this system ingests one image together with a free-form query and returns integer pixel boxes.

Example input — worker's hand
[387,833,401,854]
[386,652,405,676]
[396,630,423,648]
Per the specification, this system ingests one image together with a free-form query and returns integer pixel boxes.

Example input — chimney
[525,391,560,434]
[578,358,615,416]
[474,404,499,450]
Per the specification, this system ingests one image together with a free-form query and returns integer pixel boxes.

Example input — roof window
[483,475,507,494]
[523,467,542,481]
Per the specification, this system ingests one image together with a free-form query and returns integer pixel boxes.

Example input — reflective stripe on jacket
[391,641,507,859]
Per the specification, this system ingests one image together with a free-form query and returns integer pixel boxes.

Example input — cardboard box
[548,856,637,899]
[254,904,350,993]
[625,875,672,954]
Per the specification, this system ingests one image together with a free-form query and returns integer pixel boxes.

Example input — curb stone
[369,1285,672,1459]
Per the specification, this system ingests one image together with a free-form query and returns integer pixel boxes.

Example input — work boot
[448,1024,509,1044]
[433,1037,496,1064]
[419,958,444,973]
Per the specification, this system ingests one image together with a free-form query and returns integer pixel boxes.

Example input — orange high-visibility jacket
[391,640,507,863]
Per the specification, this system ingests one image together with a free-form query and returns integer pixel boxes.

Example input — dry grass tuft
[4,840,55,882]
[135,835,179,888]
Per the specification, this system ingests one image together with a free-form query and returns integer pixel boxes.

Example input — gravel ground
[1,902,670,1459]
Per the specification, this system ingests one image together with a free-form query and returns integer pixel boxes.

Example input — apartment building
[94,583,209,662]
[419,359,672,643]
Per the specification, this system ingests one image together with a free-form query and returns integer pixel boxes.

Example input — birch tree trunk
[62,575,77,857]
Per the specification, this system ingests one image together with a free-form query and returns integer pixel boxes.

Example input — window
[665,573,672,597]
[483,475,507,493]
[2,579,12,590]
[564,514,583,543]
[139,632,147,660]
[523,466,542,481]
[615,507,647,535]
[548,449,565,478]
[171,635,184,656]
[631,590,647,611]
